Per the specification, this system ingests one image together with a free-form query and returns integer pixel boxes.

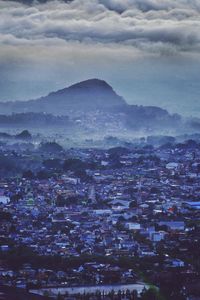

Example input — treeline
[0,113,69,127]
[23,157,96,181]
[118,104,182,131]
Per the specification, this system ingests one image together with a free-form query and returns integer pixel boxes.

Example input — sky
[0,0,200,116]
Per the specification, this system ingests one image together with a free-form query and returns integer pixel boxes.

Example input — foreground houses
[0,142,200,299]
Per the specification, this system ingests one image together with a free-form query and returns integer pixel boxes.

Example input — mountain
[15,130,32,140]
[0,79,126,115]
[38,78,126,112]
[0,130,32,140]
[0,78,198,137]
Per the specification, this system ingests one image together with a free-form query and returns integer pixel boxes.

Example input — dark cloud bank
[0,0,200,116]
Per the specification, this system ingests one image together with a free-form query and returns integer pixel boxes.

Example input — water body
[30,283,149,297]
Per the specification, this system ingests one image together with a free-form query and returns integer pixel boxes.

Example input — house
[165,258,185,268]
[166,162,179,170]
[125,222,141,230]
[158,221,185,231]
[150,231,165,242]
[183,201,200,210]
[0,196,10,204]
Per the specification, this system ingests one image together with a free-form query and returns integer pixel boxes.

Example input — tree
[43,290,50,297]
[15,130,32,140]
[129,200,137,208]
[36,170,49,179]
[43,159,62,170]
[39,142,63,153]
[57,292,64,300]
[141,287,163,300]
[22,170,34,179]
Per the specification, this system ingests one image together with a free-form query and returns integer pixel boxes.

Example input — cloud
[0,0,200,113]
[0,0,200,55]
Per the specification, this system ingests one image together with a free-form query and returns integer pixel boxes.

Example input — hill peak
[68,78,113,90]
[45,78,126,111]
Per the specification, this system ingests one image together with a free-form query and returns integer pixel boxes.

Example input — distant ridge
[66,78,114,91]
[49,79,115,96]
[0,78,126,115]
[0,78,190,136]
[43,78,126,111]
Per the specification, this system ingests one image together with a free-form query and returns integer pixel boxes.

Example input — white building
[125,222,141,230]
[0,196,10,204]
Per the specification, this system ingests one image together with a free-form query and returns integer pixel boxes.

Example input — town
[0,140,200,300]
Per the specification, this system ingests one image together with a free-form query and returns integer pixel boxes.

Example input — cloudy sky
[0,0,200,116]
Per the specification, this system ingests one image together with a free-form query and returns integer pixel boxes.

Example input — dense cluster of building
[0,141,200,299]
